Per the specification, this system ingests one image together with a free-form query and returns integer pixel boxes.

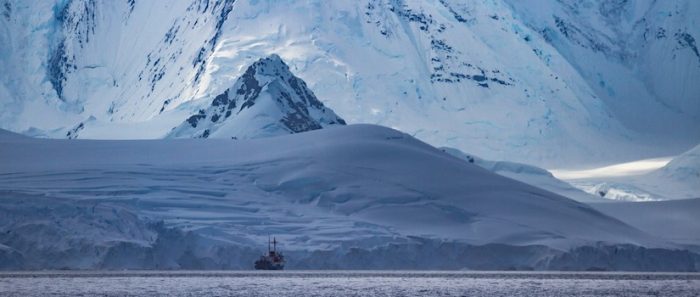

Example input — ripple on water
[0,271,699,297]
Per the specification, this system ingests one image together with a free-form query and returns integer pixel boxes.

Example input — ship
[254,236,285,270]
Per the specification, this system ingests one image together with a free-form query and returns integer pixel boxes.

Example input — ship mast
[268,235,271,253]
[273,237,277,252]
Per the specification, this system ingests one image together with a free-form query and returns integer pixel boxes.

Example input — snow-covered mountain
[3,125,697,270]
[168,54,345,139]
[1,0,698,166]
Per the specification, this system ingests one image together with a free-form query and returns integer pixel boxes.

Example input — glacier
[1,125,699,270]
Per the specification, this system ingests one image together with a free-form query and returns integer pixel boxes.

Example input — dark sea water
[0,271,698,296]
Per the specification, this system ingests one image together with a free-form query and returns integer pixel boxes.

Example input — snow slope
[1,0,697,167]
[504,0,700,138]
[0,0,229,130]
[3,125,694,270]
[655,143,700,185]
[441,147,604,203]
[592,198,700,248]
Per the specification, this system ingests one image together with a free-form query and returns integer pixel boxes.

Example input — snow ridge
[441,147,604,203]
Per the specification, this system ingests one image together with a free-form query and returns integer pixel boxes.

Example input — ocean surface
[0,271,698,296]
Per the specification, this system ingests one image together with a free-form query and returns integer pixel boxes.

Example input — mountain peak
[257,53,284,66]
[246,54,290,79]
[168,55,345,139]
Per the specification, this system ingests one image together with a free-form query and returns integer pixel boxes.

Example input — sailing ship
[254,236,285,270]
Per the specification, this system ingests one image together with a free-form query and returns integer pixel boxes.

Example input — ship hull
[254,260,284,270]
